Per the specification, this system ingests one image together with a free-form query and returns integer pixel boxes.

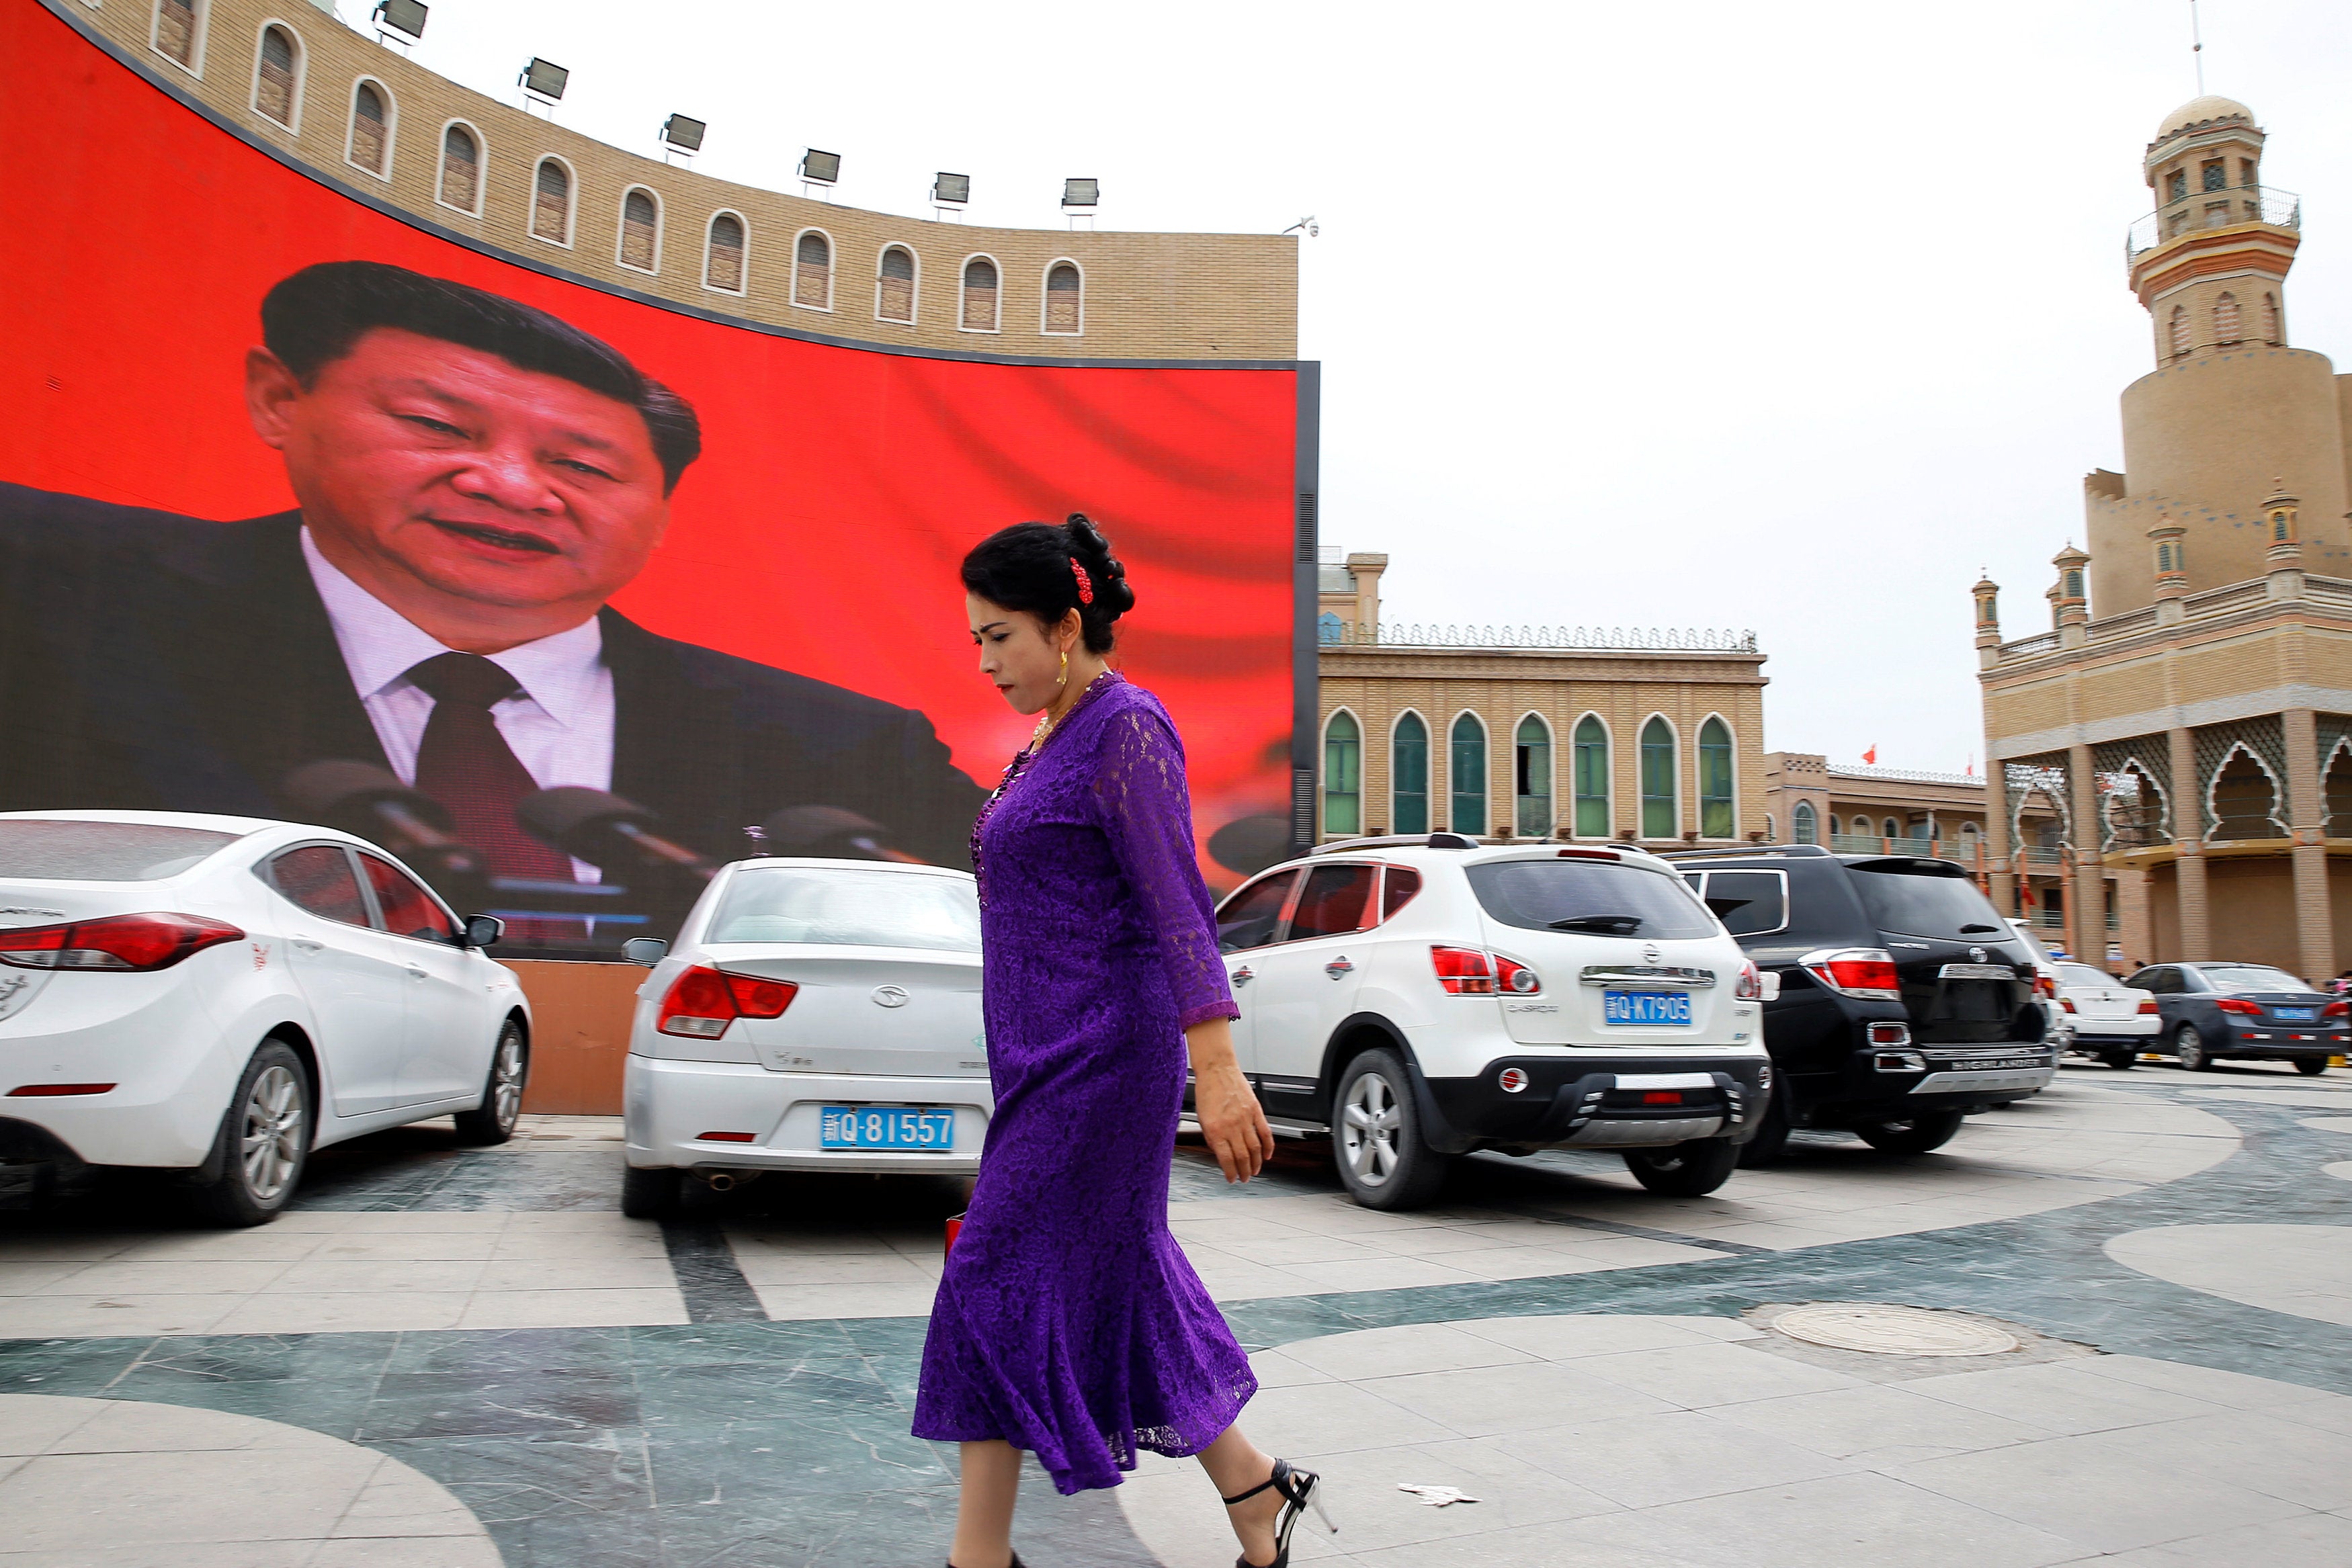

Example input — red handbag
[944,1211,966,1258]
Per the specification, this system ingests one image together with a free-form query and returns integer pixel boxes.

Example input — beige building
[1977,95,2352,979]
[63,0,1294,361]
[1315,553,1769,847]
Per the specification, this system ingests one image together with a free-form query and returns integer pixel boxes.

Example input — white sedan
[2055,960,2163,1069]
[618,857,989,1217]
[0,810,529,1225]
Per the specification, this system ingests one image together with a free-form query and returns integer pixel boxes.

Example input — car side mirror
[1758,971,1781,1002]
[622,937,669,967]
[462,914,504,950]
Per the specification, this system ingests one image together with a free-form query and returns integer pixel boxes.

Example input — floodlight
[1062,177,1099,209]
[800,148,841,186]
[372,0,427,38]
[519,58,569,101]
[933,172,970,206]
[662,114,706,153]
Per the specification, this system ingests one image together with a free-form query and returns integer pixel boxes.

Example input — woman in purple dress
[915,517,1335,1568]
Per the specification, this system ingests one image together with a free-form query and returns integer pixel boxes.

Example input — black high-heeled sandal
[1221,1457,1337,1568]
[943,1556,1023,1568]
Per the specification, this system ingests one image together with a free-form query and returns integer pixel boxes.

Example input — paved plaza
[3,1063,2350,1565]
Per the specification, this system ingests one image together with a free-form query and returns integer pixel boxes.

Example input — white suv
[1214,834,1774,1209]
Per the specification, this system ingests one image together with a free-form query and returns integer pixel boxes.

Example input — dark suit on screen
[0,482,989,872]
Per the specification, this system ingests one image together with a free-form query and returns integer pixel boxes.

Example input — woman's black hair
[961,514,1136,653]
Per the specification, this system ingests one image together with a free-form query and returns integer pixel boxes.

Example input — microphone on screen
[516,787,720,881]
[281,760,493,887]
[760,805,923,864]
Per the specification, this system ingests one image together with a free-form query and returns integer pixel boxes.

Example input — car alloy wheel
[1340,1070,1402,1188]
[239,1063,305,1204]
[2176,1025,2211,1072]
[454,1020,528,1145]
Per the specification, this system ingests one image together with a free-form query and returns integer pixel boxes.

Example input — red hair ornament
[1070,558,1094,605]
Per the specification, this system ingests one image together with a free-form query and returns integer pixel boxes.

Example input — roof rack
[1656,843,1835,861]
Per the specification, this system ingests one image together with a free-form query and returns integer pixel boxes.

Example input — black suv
[1662,846,2054,1162]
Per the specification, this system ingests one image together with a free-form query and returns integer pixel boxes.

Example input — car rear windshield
[2200,965,2305,993]
[706,867,980,951]
[0,820,243,881]
[1465,858,1716,939]
[1847,860,2011,943]
[2058,963,2114,988]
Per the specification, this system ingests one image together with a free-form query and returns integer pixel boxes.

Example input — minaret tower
[2085,97,2347,617]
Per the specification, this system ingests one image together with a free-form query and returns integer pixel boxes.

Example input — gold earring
[1057,647,1069,689]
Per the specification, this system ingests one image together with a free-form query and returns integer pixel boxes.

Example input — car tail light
[2138,998,2160,1014]
[1865,1021,1912,1047]
[1734,959,1764,1001]
[1800,948,1902,1000]
[657,965,799,1038]
[2060,997,2078,1013]
[2033,973,2057,1000]
[2325,1001,2349,1019]
[2216,998,2262,1016]
[1493,956,1541,995]
[1431,946,1495,995]
[0,913,243,972]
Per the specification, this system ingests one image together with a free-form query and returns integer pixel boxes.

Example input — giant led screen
[0,3,1304,954]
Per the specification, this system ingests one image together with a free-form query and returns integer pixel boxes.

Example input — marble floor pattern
[0,1059,2346,1565]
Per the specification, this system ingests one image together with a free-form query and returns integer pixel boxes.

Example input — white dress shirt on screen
[301,527,614,881]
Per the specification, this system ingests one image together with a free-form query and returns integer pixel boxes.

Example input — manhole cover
[1771,1303,2019,1357]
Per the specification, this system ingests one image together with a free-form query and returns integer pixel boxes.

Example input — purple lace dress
[911,672,1255,1494]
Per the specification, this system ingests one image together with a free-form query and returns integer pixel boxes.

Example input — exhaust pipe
[702,1171,759,1194]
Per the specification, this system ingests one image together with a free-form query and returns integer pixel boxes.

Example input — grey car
[2122,961,2345,1074]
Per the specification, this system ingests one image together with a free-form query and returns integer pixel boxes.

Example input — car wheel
[1332,1049,1450,1211]
[2175,1025,2214,1072]
[1736,1086,1790,1168]
[622,1165,680,1219]
[1852,1109,1966,1155]
[1625,1137,1740,1196]
[2104,1049,2136,1070]
[452,1019,528,1145]
[190,1041,311,1227]
[2296,1057,2330,1077]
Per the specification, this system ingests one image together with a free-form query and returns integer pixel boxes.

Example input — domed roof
[2155,95,2256,140]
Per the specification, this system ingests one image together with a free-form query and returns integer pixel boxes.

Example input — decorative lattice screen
[2093,734,2172,848]
[2192,718,2288,838]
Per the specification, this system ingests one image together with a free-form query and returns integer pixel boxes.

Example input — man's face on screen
[247,327,669,644]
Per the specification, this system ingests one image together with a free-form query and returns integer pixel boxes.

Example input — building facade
[53,0,1295,361]
[1977,95,2352,979]
[1316,552,1769,847]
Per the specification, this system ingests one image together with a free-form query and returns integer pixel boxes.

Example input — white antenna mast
[2189,0,2206,94]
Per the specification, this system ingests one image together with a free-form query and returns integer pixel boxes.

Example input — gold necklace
[1029,668,1104,750]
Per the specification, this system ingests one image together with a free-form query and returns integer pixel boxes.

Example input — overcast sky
[347,0,2352,774]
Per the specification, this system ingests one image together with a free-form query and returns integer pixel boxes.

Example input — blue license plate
[820,1106,956,1150]
[2273,1006,2316,1021]
[1604,990,1692,1026]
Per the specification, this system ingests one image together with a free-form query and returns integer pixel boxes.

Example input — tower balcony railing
[1320,621,1759,653]
[2127,185,2301,261]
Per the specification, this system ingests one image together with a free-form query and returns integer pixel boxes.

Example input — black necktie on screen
[406,652,574,882]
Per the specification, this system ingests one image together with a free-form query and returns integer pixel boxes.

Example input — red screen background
[0,3,1298,887]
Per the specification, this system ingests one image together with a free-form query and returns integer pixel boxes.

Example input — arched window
[1764,812,1775,842]
[2214,292,2241,345]
[1322,712,1361,838]
[2210,750,2283,839]
[877,245,916,322]
[1698,717,1734,838]
[2169,305,2191,358]
[1883,817,1902,840]
[1514,715,1552,838]
[705,212,747,292]
[962,256,1000,331]
[437,122,480,214]
[347,81,390,177]
[1639,718,1676,840]
[1572,715,1609,837]
[531,158,571,245]
[255,24,298,128]
[794,230,832,309]
[2063,568,2083,599]
[1044,261,1082,334]
[2324,749,2352,838]
[1827,814,1843,838]
[1792,800,1818,845]
[1316,611,1343,646]
[2262,292,2281,344]
[618,188,659,272]
[1450,714,1487,835]
[155,0,203,71]
[1392,713,1429,836]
